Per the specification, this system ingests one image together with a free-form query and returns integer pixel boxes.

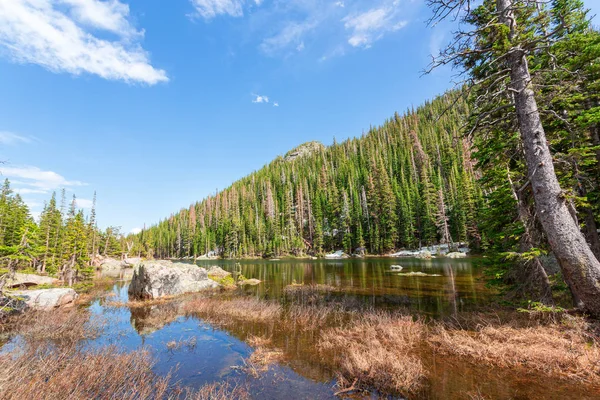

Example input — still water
[193,257,488,317]
[6,257,597,399]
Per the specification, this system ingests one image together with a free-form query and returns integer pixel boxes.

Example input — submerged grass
[430,312,600,383]
[318,312,425,396]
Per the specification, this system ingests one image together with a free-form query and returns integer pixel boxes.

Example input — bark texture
[498,0,600,315]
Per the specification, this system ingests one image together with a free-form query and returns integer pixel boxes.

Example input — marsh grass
[9,308,105,345]
[318,312,425,396]
[430,312,600,383]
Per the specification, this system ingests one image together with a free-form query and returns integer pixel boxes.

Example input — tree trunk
[507,168,554,304]
[498,0,600,315]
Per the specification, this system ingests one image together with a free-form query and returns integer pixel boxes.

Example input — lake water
[194,257,489,317]
[5,257,597,399]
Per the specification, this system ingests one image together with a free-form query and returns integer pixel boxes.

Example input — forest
[0,184,128,285]
[131,94,482,259]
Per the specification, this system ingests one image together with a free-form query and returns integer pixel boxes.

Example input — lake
[4,257,595,399]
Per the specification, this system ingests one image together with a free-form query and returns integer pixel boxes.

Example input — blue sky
[0,0,599,234]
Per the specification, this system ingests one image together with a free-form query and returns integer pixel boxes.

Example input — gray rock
[207,266,231,279]
[11,288,78,310]
[284,141,325,162]
[100,258,124,272]
[5,273,58,288]
[446,252,467,259]
[128,261,220,300]
[123,257,142,268]
[416,250,433,259]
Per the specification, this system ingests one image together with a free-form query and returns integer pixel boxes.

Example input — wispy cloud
[0,0,168,84]
[260,20,317,55]
[343,2,408,49]
[1,165,86,193]
[252,94,269,103]
[0,131,32,145]
[75,198,94,209]
[189,0,262,20]
[273,102,279,107]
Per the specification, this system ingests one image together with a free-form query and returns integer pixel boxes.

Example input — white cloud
[343,2,408,48]
[0,131,32,145]
[252,94,269,103]
[273,102,279,107]
[335,1,345,7]
[130,227,142,234]
[14,188,48,194]
[1,165,86,192]
[260,21,317,55]
[0,0,168,84]
[190,0,263,20]
[75,198,94,209]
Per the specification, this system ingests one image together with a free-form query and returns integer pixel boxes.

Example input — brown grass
[318,312,425,396]
[430,313,600,383]
[183,296,282,325]
[183,382,249,400]
[0,344,171,400]
[9,308,104,345]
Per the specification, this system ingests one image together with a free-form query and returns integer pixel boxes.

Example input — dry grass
[244,347,285,376]
[0,342,249,400]
[0,344,171,400]
[166,336,198,352]
[430,313,600,383]
[9,308,104,345]
[318,312,425,396]
[183,296,282,325]
[183,382,249,400]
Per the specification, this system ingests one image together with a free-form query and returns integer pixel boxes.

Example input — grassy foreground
[1,285,599,399]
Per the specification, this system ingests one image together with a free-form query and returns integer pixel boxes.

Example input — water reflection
[194,257,488,317]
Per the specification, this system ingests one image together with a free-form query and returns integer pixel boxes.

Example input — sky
[0,0,599,234]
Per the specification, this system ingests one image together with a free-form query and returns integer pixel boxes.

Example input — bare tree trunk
[498,0,600,315]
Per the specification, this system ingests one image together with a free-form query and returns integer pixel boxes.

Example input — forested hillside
[133,93,483,258]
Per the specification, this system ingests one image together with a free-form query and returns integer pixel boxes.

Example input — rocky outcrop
[128,261,219,300]
[5,273,58,288]
[11,288,78,310]
[284,141,325,162]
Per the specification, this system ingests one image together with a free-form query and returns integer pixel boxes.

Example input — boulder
[207,266,231,279]
[5,273,58,288]
[128,261,219,300]
[100,258,124,272]
[446,252,467,259]
[11,288,78,310]
[123,257,142,268]
[416,250,433,259]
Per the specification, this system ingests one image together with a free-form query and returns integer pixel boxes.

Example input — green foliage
[0,180,110,286]
[517,301,566,314]
[131,93,483,258]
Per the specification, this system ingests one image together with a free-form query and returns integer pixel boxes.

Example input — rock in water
[207,266,231,279]
[128,261,219,300]
[416,250,433,259]
[11,288,78,310]
[446,252,467,259]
